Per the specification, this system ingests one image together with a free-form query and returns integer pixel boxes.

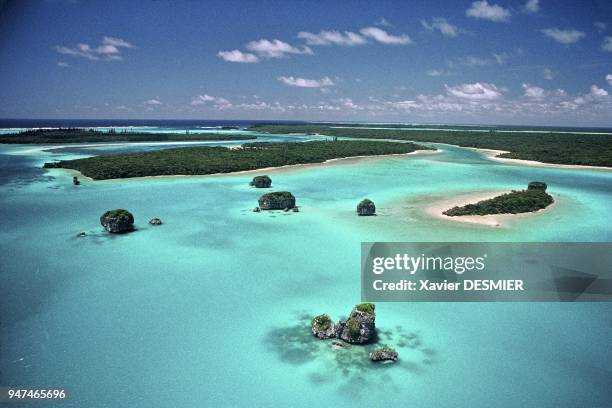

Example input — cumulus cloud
[541,28,586,44]
[277,76,334,88]
[421,17,459,37]
[445,82,503,100]
[590,85,608,97]
[607,74,612,86]
[466,1,511,22]
[523,0,540,13]
[603,37,612,52]
[522,84,545,99]
[217,49,259,63]
[144,98,162,105]
[245,39,312,58]
[55,36,134,61]
[297,30,366,46]
[191,94,232,109]
[359,27,412,44]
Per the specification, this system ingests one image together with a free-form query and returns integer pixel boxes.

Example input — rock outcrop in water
[357,199,376,216]
[336,303,376,344]
[149,218,162,225]
[100,209,134,233]
[73,176,80,185]
[250,175,272,188]
[528,181,547,191]
[258,192,296,210]
[311,314,336,339]
[369,345,398,362]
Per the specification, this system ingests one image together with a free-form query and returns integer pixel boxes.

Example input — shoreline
[51,149,441,182]
[463,146,612,171]
[425,190,557,227]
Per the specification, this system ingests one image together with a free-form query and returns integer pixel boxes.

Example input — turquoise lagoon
[1,133,611,407]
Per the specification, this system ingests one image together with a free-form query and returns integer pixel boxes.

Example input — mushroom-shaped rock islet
[311,314,336,339]
[357,199,376,216]
[100,209,134,233]
[527,181,547,191]
[258,192,296,210]
[250,175,272,188]
[369,345,398,362]
[336,303,376,344]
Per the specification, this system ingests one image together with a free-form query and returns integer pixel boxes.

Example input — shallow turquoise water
[1,139,611,407]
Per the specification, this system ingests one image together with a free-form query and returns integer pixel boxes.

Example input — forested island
[43,140,432,180]
[0,128,256,144]
[250,124,612,167]
[443,189,554,216]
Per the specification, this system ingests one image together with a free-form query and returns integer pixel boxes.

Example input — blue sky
[1,0,611,125]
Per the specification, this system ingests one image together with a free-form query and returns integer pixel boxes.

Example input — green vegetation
[43,140,431,180]
[262,191,294,200]
[249,124,612,167]
[355,303,375,317]
[347,317,361,340]
[101,209,134,223]
[443,189,554,216]
[0,128,256,144]
[311,314,332,332]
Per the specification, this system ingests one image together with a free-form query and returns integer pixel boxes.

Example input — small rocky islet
[311,303,399,363]
[100,209,135,233]
[250,175,272,188]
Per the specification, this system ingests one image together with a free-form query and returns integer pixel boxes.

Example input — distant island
[249,124,612,168]
[443,183,554,216]
[0,128,256,144]
[43,140,433,180]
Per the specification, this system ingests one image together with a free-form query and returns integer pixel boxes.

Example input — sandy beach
[466,147,612,171]
[425,190,557,227]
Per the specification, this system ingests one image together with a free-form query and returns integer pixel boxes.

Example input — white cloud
[523,0,540,13]
[55,36,134,61]
[57,61,69,67]
[277,76,334,88]
[522,84,545,99]
[543,68,554,80]
[590,85,608,97]
[216,49,259,63]
[603,37,612,52]
[191,94,232,109]
[466,1,511,22]
[594,22,607,32]
[606,74,612,86]
[144,99,162,105]
[359,27,412,45]
[541,28,586,44]
[421,17,459,37]
[445,82,503,100]
[297,30,366,46]
[245,39,312,58]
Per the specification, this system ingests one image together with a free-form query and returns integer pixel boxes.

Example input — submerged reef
[100,209,134,233]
